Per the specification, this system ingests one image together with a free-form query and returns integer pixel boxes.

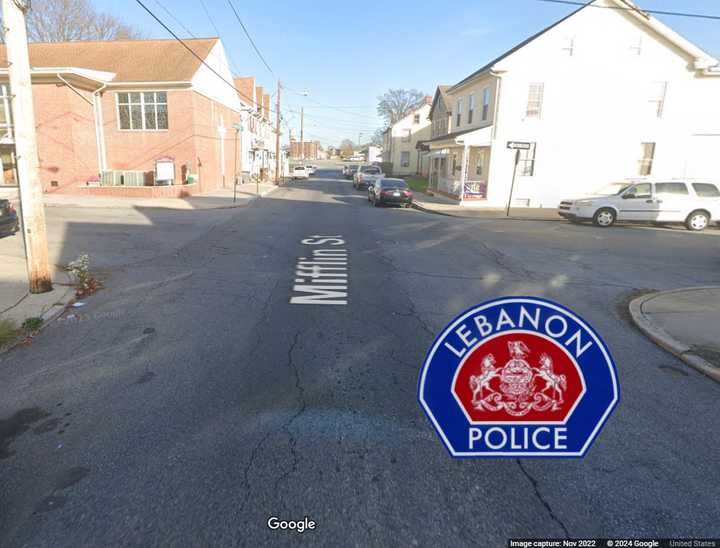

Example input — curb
[0,272,76,356]
[412,201,564,222]
[41,186,280,212]
[629,288,720,383]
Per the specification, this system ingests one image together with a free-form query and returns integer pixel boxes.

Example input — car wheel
[685,210,710,232]
[593,208,616,227]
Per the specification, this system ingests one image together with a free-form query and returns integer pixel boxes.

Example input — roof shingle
[0,38,218,82]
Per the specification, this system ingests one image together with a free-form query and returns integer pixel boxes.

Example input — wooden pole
[2,0,52,293]
[274,81,281,183]
[300,107,304,162]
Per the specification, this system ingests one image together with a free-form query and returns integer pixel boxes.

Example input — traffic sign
[418,297,619,457]
[507,141,532,150]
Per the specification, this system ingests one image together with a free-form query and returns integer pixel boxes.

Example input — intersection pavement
[1,168,718,546]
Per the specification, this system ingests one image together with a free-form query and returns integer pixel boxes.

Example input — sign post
[505,141,531,217]
[232,123,243,204]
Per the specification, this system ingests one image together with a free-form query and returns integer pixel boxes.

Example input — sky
[93,0,720,147]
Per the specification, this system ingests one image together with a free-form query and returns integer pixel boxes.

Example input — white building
[426,0,720,208]
[383,98,432,176]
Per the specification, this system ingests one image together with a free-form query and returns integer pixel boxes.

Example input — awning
[428,126,493,150]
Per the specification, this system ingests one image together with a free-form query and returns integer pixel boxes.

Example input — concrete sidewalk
[630,287,720,383]
[0,254,75,351]
[412,192,562,221]
[1,182,279,211]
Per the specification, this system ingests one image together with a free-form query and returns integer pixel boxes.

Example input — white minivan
[292,165,308,180]
[558,181,720,231]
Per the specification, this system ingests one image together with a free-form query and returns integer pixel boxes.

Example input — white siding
[469,0,720,207]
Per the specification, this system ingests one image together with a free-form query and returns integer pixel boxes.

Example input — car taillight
[8,205,16,214]
[403,191,412,197]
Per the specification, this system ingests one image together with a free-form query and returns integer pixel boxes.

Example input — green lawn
[405,177,429,194]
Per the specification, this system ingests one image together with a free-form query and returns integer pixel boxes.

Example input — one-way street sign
[507,141,532,150]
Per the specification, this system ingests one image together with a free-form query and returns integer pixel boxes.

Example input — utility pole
[300,107,304,162]
[3,0,52,293]
[275,81,281,183]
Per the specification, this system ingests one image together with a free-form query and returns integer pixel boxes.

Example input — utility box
[155,157,175,186]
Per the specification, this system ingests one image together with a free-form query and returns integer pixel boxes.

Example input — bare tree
[377,89,427,125]
[8,0,144,43]
[370,128,384,147]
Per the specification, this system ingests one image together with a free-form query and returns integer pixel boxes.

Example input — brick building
[290,140,321,160]
[0,37,277,196]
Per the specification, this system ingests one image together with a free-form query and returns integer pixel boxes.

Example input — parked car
[292,165,309,180]
[353,165,383,190]
[370,178,413,208]
[344,165,359,180]
[558,180,720,231]
[306,165,317,175]
[0,199,19,237]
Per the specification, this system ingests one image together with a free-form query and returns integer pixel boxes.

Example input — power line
[283,84,381,121]
[537,0,720,21]
[198,0,242,76]
[133,0,276,114]
[285,108,379,130]
[226,0,276,78]
[153,0,196,37]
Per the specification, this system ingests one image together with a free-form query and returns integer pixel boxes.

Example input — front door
[617,183,658,221]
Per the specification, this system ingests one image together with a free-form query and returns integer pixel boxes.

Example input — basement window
[117,91,168,131]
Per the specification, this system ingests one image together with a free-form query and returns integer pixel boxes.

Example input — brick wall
[30,84,240,196]
[33,83,99,192]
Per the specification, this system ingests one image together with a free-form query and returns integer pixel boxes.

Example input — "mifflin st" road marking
[290,235,348,305]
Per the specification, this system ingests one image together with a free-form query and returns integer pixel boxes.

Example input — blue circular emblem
[418,297,619,457]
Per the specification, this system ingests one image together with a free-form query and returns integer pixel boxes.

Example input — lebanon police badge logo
[418,297,619,457]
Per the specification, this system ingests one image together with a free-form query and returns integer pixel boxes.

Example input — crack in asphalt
[373,250,435,339]
[516,460,570,538]
[273,331,307,498]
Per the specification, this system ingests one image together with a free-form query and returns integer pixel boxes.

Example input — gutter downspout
[92,84,108,174]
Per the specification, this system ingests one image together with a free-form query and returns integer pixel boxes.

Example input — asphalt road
[1,168,719,546]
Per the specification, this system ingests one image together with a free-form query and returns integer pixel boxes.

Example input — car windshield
[382,181,407,189]
[593,182,632,196]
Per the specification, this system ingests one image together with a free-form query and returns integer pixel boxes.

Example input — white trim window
[518,142,537,176]
[468,94,475,124]
[401,128,412,143]
[117,91,168,131]
[526,83,544,119]
[648,82,667,118]
[400,151,410,168]
[481,87,491,121]
[0,85,13,141]
[456,98,463,128]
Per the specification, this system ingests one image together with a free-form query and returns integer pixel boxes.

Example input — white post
[459,144,469,205]
[2,0,52,293]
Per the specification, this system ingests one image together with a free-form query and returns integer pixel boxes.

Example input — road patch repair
[290,236,348,305]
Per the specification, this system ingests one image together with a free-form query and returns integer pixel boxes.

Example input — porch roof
[427,126,493,149]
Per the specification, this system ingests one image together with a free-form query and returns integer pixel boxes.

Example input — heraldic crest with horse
[469,340,568,417]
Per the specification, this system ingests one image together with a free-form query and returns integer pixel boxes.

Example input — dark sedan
[0,199,19,237]
[369,178,413,208]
